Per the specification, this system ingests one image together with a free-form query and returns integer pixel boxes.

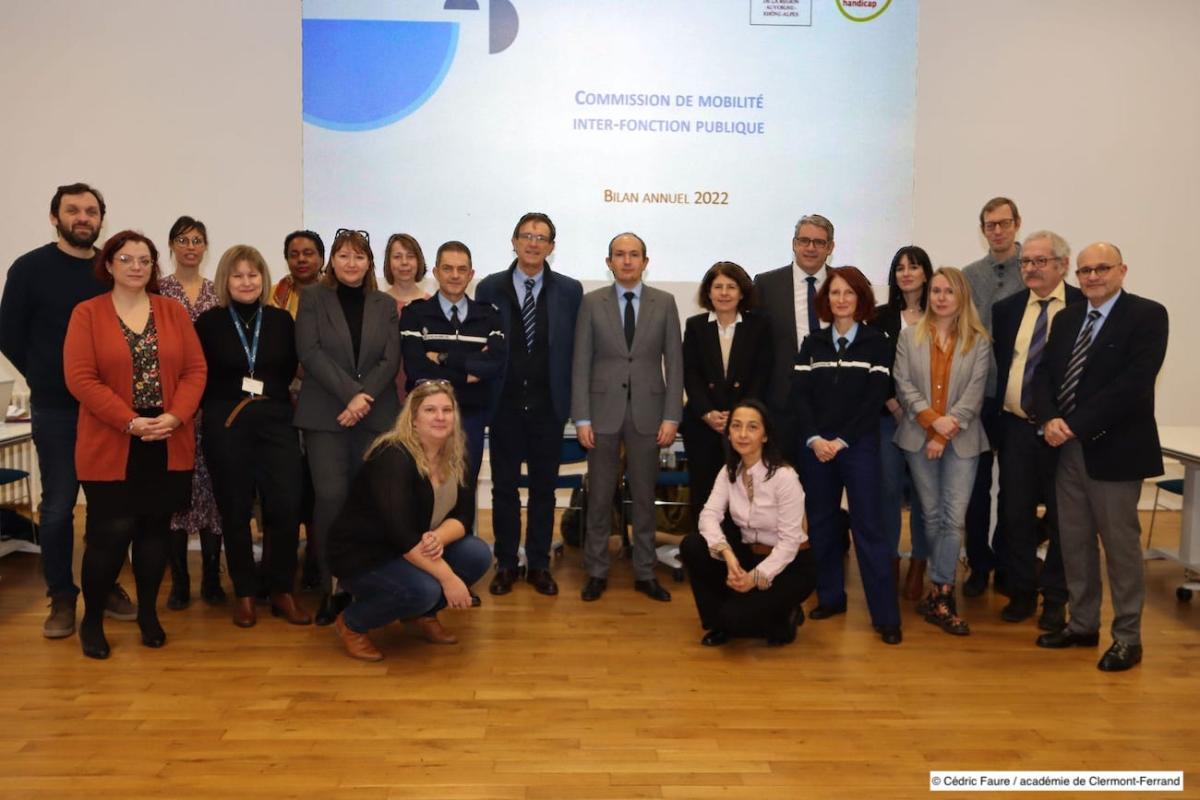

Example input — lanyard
[229,306,263,376]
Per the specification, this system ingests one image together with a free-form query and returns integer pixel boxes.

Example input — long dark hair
[723,399,787,482]
[886,245,933,309]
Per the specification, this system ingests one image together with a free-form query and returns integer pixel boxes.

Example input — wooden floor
[0,511,1197,799]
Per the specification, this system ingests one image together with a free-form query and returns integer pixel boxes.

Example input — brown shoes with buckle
[335,612,383,661]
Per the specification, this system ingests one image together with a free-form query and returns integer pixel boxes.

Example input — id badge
[242,376,265,396]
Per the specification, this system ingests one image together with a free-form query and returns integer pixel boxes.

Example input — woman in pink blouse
[680,399,815,646]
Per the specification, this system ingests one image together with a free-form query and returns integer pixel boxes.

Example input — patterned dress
[157,275,223,536]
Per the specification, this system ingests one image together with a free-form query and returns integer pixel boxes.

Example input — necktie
[450,303,461,331]
[623,291,636,349]
[836,336,848,358]
[1056,309,1101,417]
[522,278,536,351]
[805,276,819,335]
[1020,299,1052,415]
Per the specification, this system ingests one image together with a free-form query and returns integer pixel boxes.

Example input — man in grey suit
[572,232,684,602]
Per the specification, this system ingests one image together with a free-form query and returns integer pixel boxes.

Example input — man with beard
[1,182,137,638]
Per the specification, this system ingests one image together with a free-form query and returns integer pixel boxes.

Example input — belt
[747,540,811,556]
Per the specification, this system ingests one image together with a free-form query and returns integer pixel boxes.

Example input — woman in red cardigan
[63,230,206,659]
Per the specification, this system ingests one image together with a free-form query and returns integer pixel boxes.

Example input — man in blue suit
[476,213,583,596]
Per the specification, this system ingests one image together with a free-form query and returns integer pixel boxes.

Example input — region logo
[303,0,519,132]
[835,0,892,22]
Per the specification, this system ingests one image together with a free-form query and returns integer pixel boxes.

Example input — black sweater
[790,322,893,447]
[194,303,298,415]
[327,442,476,581]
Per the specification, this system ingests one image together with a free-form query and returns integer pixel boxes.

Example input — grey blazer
[570,284,683,436]
[892,325,990,458]
[293,283,401,433]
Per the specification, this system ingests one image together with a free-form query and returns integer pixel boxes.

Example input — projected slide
[302,0,917,283]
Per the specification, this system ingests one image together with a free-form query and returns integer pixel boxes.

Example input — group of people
[0,184,1168,672]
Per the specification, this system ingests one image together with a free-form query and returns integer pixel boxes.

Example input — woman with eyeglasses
[294,229,400,625]
[381,233,430,406]
[195,245,310,629]
[158,215,226,611]
[328,381,491,660]
[893,267,991,636]
[63,231,207,658]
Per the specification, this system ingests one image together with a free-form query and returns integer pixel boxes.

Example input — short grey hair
[1023,230,1070,261]
[795,214,834,242]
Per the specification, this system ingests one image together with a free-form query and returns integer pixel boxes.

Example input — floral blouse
[119,306,163,408]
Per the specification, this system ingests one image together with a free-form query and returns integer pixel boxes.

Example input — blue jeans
[905,446,979,587]
[880,414,927,560]
[340,535,492,633]
[31,406,81,599]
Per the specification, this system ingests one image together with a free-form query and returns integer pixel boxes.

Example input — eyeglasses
[516,232,552,244]
[173,235,205,247]
[1019,256,1061,270]
[115,254,153,268]
[1076,264,1117,278]
[793,236,829,249]
[414,378,453,388]
[335,228,370,241]
[983,219,1016,232]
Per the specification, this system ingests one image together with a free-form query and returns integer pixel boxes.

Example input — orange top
[915,333,955,446]
[63,293,207,481]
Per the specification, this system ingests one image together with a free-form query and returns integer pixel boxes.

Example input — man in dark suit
[572,232,683,603]
[476,213,583,597]
[1032,242,1168,671]
[753,214,834,464]
[991,230,1083,630]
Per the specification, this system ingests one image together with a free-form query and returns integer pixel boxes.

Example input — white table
[0,421,39,559]
[1149,426,1200,600]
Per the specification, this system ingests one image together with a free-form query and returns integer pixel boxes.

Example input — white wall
[2,0,1195,423]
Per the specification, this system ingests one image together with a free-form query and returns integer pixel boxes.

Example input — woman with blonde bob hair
[325,381,491,661]
[892,266,991,636]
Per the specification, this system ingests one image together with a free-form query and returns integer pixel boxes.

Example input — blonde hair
[213,244,272,307]
[912,266,990,353]
[366,381,467,486]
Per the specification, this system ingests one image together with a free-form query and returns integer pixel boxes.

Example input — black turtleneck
[336,280,365,363]
[194,302,298,413]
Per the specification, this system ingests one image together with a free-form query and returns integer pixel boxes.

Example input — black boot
[199,530,227,605]
[166,531,191,611]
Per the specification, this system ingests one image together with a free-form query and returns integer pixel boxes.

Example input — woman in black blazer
[294,229,401,625]
[681,262,773,531]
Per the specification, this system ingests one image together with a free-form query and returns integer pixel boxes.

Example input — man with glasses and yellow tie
[1031,242,1168,672]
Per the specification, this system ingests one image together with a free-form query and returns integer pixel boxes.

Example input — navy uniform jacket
[399,295,507,413]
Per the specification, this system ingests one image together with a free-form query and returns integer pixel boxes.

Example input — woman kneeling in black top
[327,380,491,661]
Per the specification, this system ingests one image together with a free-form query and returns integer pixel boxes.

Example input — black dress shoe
[315,592,352,627]
[808,600,847,620]
[581,576,607,602]
[140,625,167,648]
[1097,640,1143,672]
[962,570,990,597]
[526,568,559,596]
[1000,596,1037,623]
[489,568,517,596]
[701,630,730,647]
[1036,628,1100,649]
[767,607,802,646]
[633,578,671,602]
[878,625,903,645]
[80,621,111,660]
[1037,603,1067,632]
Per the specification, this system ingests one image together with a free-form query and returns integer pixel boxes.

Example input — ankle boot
[903,558,927,602]
[199,531,227,605]
[166,531,191,611]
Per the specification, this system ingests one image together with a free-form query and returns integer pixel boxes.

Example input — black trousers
[681,418,724,535]
[680,529,816,639]
[489,408,564,572]
[203,402,303,597]
[998,412,1067,606]
[965,399,1005,576]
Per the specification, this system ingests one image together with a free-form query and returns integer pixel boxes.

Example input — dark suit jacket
[992,283,1084,419]
[753,264,799,410]
[681,311,772,427]
[475,261,583,423]
[1031,291,1168,481]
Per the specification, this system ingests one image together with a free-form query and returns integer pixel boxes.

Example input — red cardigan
[63,293,207,481]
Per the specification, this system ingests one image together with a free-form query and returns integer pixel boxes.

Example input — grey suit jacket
[570,284,683,436]
[293,283,401,432]
[892,325,990,458]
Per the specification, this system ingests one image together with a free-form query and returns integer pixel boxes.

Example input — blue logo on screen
[303,1,519,132]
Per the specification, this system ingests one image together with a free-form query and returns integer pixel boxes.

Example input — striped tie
[522,278,536,351]
[1019,299,1052,415]
[1056,309,1101,417]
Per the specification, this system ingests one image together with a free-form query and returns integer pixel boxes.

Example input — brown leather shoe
[903,559,927,602]
[335,612,383,661]
[269,593,313,625]
[232,596,257,628]
[413,614,458,644]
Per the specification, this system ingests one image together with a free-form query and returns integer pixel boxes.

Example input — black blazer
[870,303,909,409]
[1031,291,1168,481]
[682,311,773,427]
[753,264,802,410]
[991,284,1084,417]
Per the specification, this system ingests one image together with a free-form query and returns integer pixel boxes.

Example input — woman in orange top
[63,230,207,659]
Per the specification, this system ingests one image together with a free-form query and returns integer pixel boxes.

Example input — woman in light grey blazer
[294,229,400,625]
[893,267,990,636]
